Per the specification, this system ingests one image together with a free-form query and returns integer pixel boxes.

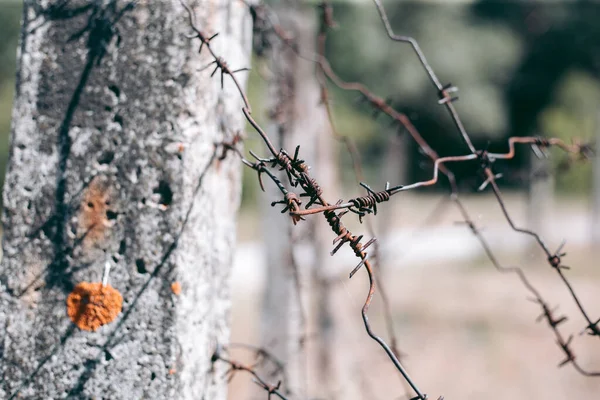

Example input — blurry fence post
[258,3,341,397]
[0,1,251,399]
[259,2,312,396]
[311,40,340,400]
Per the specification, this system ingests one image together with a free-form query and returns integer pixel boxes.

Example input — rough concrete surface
[0,1,252,399]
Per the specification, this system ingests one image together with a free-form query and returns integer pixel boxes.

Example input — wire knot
[272,193,304,225]
[584,318,600,336]
[476,149,493,169]
[438,82,459,105]
[557,335,576,368]
[548,241,569,270]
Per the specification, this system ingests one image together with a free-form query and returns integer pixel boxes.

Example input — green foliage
[324,0,600,194]
[540,70,600,195]
[0,1,21,81]
[0,1,22,198]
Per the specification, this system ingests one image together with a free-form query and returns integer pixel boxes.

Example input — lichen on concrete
[66,282,123,332]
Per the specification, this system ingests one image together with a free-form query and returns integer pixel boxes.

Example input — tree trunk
[0,1,252,399]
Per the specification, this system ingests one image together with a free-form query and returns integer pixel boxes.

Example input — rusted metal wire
[328,0,600,362]
[310,0,600,390]
[371,0,475,155]
[369,0,600,377]
[182,0,600,398]
[252,0,600,385]
[211,344,290,399]
[368,0,600,377]
[181,1,429,398]
[316,5,413,396]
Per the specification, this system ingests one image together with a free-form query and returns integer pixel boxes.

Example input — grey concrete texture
[0,1,252,399]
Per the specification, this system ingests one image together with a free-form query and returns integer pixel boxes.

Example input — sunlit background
[1,1,600,399]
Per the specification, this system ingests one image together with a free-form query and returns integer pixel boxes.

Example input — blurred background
[2,0,600,399]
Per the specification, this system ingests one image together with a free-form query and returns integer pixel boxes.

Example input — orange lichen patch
[170,282,181,296]
[79,177,114,247]
[168,368,176,375]
[67,282,123,331]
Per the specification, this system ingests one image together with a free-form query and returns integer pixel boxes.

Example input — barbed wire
[247,0,600,387]
[274,0,600,372]
[355,0,600,378]
[315,0,599,386]
[211,344,289,400]
[305,0,600,387]
[183,0,600,398]
[180,1,431,398]
[367,0,600,345]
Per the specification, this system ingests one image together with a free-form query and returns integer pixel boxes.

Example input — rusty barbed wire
[211,344,290,399]
[313,0,598,387]
[246,0,600,385]
[368,0,600,377]
[369,0,600,376]
[370,0,474,155]
[180,1,431,399]
[368,1,600,347]
[182,0,600,398]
